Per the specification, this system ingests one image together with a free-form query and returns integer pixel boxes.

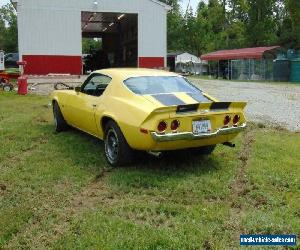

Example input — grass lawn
[0,92,299,249]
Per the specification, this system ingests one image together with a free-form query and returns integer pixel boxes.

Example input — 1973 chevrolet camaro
[50,68,247,166]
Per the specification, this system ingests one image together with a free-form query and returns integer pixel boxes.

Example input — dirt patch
[70,169,113,210]
[0,183,7,196]
[224,125,256,242]
[203,240,212,250]
[33,116,49,124]
[233,127,255,196]
[232,129,254,187]
[32,136,49,144]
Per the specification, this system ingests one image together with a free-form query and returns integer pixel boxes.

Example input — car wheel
[104,121,135,166]
[53,102,68,132]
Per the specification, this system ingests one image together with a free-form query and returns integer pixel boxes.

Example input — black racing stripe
[152,94,186,106]
[177,104,199,113]
[187,92,212,103]
[210,102,231,110]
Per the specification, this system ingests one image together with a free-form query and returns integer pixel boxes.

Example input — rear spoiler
[177,102,247,113]
[151,102,247,114]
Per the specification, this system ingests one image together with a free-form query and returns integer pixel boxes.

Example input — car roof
[93,68,179,79]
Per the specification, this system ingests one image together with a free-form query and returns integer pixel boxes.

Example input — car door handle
[92,104,97,108]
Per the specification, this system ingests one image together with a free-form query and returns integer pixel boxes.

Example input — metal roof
[200,46,282,61]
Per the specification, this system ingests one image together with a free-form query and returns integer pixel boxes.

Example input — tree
[284,0,300,48]
[0,15,5,50]
[194,0,228,53]
[245,0,278,46]
[159,0,186,52]
[82,38,102,54]
[0,3,18,52]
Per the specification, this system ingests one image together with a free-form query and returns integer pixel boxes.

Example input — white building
[12,0,171,75]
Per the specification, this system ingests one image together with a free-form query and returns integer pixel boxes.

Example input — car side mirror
[75,86,81,93]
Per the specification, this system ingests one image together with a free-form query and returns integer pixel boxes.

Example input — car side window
[82,74,112,97]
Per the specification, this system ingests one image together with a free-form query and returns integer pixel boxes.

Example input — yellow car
[50,68,246,166]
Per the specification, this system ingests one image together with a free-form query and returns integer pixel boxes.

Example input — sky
[181,0,200,12]
[0,0,10,7]
[1,0,202,11]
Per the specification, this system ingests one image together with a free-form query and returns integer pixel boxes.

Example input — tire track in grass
[225,124,256,246]
[4,127,256,249]
[0,137,49,192]
[4,168,114,249]
[5,162,184,249]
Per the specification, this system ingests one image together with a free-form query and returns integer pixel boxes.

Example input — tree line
[161,0,300,55]
[1,1,300,55]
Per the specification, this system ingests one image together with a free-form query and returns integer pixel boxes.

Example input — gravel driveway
[28,76,300,131]
[190,78,300,131]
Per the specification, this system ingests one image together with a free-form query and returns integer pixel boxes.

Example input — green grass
[0,92,299,249]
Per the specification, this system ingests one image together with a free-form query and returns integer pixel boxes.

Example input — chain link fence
[230,59,274,81]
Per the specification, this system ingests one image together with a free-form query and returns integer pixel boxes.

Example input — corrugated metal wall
[17,0,168,64]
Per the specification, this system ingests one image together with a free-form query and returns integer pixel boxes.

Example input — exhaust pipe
[148,151,162,158]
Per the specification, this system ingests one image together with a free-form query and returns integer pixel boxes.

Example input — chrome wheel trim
[105,128,119,164]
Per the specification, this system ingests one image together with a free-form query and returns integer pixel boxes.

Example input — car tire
[53,102,68,132]
[104,121,135,166]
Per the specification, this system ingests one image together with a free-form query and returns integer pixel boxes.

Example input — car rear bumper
[151,123,247,142]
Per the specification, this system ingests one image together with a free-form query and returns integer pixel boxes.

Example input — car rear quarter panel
[95,94,156,142]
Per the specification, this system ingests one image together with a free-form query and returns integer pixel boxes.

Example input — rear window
[124,76,202,95]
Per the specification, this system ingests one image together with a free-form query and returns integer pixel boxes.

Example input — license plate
[192,120,212,134]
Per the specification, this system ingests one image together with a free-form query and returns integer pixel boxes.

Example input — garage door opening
[82,12,138,73]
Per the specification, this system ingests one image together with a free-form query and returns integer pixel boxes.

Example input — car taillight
[171,120,180,131]
[224,115,231,126]
[157,121,167,133]
[233,115,240,125]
